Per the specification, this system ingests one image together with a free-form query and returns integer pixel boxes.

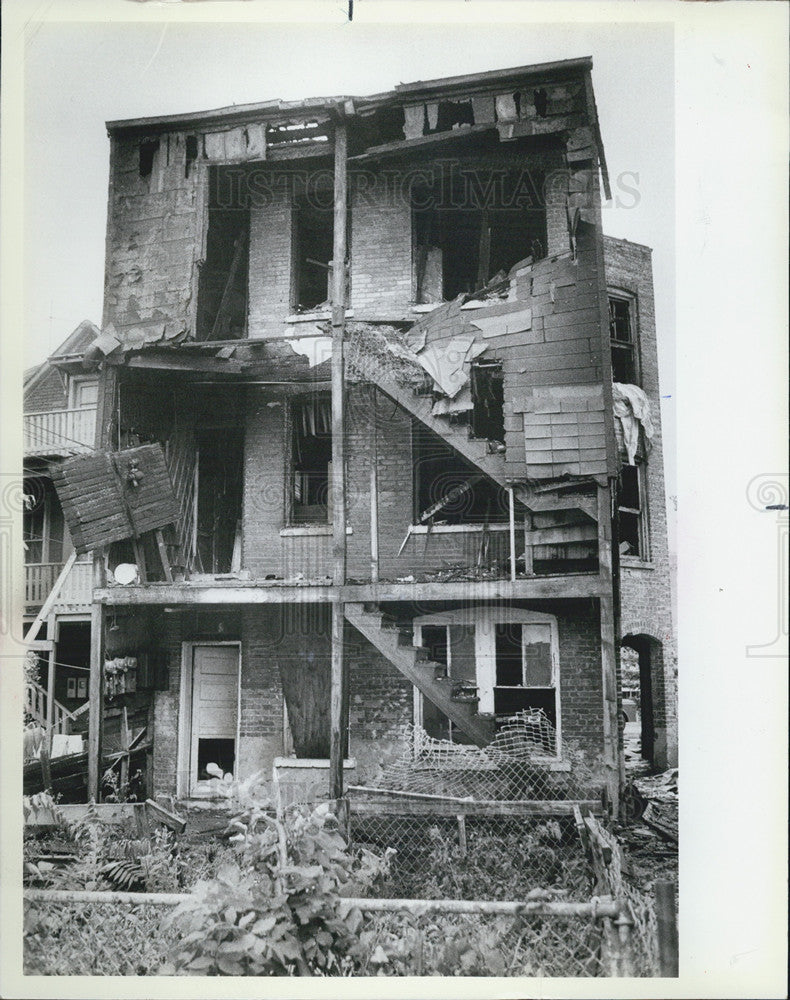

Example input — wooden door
[190,645,239,795]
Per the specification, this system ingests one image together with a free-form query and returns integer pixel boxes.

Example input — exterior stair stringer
[344,602,495,748]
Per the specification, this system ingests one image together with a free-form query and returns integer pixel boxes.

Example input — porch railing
[25,559,93,609]
[24,407,97,456]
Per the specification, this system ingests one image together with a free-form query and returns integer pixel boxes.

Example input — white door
[190,645,239,795]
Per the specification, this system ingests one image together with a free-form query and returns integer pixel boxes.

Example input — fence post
[614,902,636,977]
[655,880,678,976]
[456,814,467,857]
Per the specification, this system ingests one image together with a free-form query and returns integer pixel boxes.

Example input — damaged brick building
[46,58,676,810]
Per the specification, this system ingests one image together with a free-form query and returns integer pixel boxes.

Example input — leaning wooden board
[51,444,179,553]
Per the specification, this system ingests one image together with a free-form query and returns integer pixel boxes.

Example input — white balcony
[25,559,93,610]
[24,407,97,457]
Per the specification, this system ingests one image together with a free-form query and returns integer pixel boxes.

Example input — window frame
[607,289,641,386]
[618,460,650,562]
[287,392,332,526]
[412,606,561,756]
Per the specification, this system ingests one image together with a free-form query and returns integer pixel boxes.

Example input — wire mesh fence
[350,811,593,901]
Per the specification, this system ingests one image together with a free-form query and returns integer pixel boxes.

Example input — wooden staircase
[358,354,597,525]
[344,602,495,747]
[24,680,79,736]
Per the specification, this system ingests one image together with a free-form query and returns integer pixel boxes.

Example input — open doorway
[621,634,664,769]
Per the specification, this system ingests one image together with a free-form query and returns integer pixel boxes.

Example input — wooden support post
[329,117,348,803]
[87,556,106,802]
[119,706,130,792]
[370,388,379,584]
[508,487,516,581]
[655,880,679,976]
[45,615,56,734]
[24,552,78,649]
[522,512,534,576]
[598,483,620,814]
[39,738,52,793]
[155,529,173,582]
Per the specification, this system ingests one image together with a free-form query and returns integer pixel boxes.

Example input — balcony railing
[24,407,97,456]
[25,559,93,609]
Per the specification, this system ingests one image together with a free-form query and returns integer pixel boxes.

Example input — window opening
[609,296,638,383]
[415,623,476,745]
[470,361,505,442]
[23,479,64,565]
[618,462,648,558]
[494,622,557,738]
[195,428,244,574]
[196,167,250,341]
[291,394,332,524]
[293,201,334,311]
[138,139,158,178]
[412,423,507,525]
[412,165,547,303]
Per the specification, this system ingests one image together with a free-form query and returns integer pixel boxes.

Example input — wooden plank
[95,574,606,606]
[144,798,187,833]
[655,881,679,976]
[24,552,79,648]
[155,529,174,582]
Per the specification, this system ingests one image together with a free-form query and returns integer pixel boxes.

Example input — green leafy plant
[161,771,390,976]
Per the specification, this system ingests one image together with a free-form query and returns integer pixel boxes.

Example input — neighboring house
[23,321,99,737]
[49,58,676,809]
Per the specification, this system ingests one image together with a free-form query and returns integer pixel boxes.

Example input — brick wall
[106,135,200,344]
[349,171,413,315]
[603,235,677,766]
[24,366,68,413]
[247,182,294,339]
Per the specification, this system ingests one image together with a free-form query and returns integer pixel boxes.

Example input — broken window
[412,423,507,525]
[413,610,560,752]
[195,428,244,574]
[470,360,505,442]
[291,394,332,524]
[618,462,648,559]
[609,295,639,384]
[494,623,557,741]
[412,164,547,303]
[292,200,337,312]
[196,167,250,341]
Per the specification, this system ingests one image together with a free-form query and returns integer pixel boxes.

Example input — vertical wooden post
[370,388,379,584]
[507,486,516,581]
[598,482,620,814]
[522,512,534,576]
[87,558,105,802]
[45,615,56,734]
[88,365,116,802]
[655,880,679,976]
[329,117,348,802]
